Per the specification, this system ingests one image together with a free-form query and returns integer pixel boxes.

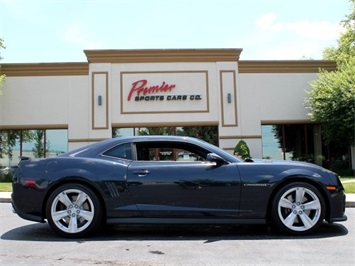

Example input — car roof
[62,135,207,158]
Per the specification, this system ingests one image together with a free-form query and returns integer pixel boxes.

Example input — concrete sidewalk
[1,191,354,207]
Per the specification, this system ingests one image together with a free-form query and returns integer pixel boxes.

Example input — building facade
[1,49,353,171]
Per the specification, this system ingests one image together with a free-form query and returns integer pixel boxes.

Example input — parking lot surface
[1,203,355,265]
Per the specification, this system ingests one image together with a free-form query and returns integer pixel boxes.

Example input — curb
[0,198,11,203]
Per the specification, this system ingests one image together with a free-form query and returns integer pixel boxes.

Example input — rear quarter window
[103,143,132,160]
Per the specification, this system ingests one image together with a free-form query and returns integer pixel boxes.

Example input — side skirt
[106,218,266,225]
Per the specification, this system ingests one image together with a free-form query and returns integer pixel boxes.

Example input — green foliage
[340,177,355,194]
[0,182,12,191]
[234,140,251,159]
[112,128,120,137]
[307,0,355,147]
[308,62,355,146]
[0,130,35,160]
[32,130,46,158]
[323,0,355,63]
[0,172,12,182]
[0,130,18,160]
[0,38,3,53]
[329,159,355,176]
[178,126,218,146]
[138,127,175,136]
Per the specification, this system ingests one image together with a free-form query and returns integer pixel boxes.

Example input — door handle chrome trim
[132,169,150,176]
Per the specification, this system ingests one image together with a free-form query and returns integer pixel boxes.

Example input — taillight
[24,179,37,188]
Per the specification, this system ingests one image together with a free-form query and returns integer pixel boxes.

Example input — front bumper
[327,190,347,223]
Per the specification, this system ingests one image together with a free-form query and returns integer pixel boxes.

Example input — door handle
[132,169,150,176]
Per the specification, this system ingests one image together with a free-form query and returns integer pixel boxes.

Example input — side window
[176,149,201,161]
[103,143,132,160]
[136,142,207,161]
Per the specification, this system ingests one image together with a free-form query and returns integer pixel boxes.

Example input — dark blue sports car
[12,136,347,237]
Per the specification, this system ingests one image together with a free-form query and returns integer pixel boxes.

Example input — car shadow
[0,222,348,242]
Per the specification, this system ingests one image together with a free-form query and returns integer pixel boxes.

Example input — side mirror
[206,153,227,164]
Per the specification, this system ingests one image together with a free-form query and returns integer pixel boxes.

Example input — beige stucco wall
[217,73,319,158]
[0,76,89,143]
[0,49,338,160]
[1,73,317,158]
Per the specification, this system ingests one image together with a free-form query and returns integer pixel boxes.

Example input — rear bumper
[11,185,46,223]
[11,198,45,223]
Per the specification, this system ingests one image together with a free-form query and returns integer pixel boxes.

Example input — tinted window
[103,143,132,160]
[136,142,208,161]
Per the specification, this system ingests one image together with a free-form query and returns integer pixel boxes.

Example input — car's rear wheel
[46,183,102,238]
[272,182,325,235]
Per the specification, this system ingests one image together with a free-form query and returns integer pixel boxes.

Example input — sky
[0,0,352,63]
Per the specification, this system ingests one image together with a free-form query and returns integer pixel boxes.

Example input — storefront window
[0,129,68,167]
[262,124,316,162]
[46,130,68,157]
[21,130,47,158]
[112,128,137,137]
[261,124,351,173]
[262,125,288,160]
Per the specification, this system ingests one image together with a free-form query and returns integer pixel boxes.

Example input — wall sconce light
[98,95,102,106]
[227,93,232,103]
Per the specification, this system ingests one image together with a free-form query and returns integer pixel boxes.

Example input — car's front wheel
[272,182,325,235]
[46,183,102,238]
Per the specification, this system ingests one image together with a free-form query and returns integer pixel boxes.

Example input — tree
[234,140,251,159]
[112,128,121,137]
[307,0,355,147]
[0,130,34,160]
[0,130,19,160]
[32,130,49,158]
[180,126,218,146]
[137,127,174,136]
[0,38,5,94]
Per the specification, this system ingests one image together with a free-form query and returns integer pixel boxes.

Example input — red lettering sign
[127,80,176,101]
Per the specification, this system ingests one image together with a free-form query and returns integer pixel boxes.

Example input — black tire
[271,182,325,235]
[46,183,102,238]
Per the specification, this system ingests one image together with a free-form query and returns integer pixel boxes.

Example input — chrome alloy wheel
[50,188,95,234]
[277,186,322,232]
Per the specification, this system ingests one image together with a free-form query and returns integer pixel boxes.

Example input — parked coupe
[12,136,347,237]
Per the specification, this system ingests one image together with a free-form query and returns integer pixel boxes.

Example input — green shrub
[329,160,354,176]
[0,172,13,182]
[234,140,251,160]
